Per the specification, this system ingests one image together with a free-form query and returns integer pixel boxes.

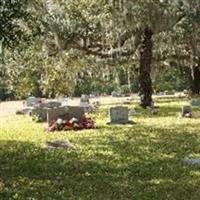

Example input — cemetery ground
[1,96,200,199]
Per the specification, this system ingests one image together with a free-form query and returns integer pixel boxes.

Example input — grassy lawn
[1,97,200,199]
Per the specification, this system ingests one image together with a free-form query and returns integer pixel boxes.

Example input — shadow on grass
[106,124,200,199]
[0,140,130,200]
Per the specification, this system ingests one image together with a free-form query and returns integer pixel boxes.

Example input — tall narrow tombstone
[107,106,133,124]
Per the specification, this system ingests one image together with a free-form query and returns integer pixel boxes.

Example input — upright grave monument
[47,106,85,124]
[107,106,133,124]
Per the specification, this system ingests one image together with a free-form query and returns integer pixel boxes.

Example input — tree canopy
[1,0,200,103]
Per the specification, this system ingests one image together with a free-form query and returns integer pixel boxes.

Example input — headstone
[90,91,100,97]
[31,107,49,122]
[89,94,95,98]
[79,102,93,113]
[107,106,132,124]
[26,96,40,107]
[47,106,68,124]
[191,99,200,107]
[182,105,192,117]
[39,101,62,108]
[80,94,89,103]
[111,91,117,97]
[183,158,200,166]
[164,90,175,95]
[183,89,188,95]
[111,91,122,97]
[159,92,165,96]
[47,106,85,124]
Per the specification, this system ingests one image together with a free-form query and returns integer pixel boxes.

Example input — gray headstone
[159,92,165,96]
[80,94,89,103]
[183,158,200,166]
[47,106,85,124]
[90,91,100,97]
[164,90,175,95]
[111,91,122,97]
[183,89,188,95]
[79,102,93,113]
[108,106,130,124]
[27,96,40,107]
[31,107,49,122]
[89,94,95,98]
[191,99,200,107]
[39,101,62,108]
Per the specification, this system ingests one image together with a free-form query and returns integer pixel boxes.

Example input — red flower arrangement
[47,116,95,132]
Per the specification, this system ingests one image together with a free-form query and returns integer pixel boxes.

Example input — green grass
[1,97,200,199]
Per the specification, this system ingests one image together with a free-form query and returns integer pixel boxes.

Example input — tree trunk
[138,27,153,108]
[118,67,128,86]
[190,58,200,94]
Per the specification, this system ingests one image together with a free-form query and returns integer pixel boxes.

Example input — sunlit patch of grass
[1,97,200,199]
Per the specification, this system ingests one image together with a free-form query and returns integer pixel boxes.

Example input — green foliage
[119,84,130,94]
[1,0,200,100]
[153,68,188,92]
[0,0,33,47]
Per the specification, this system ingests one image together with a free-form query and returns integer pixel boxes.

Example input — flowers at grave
[183,112,192,118]
[47,115,95,132]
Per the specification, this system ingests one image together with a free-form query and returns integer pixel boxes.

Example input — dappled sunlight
[1,98,200,199]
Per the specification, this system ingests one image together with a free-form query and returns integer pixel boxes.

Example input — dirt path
[0,101,23,118]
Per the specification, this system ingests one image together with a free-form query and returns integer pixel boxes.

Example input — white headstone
[108,106,129,124]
